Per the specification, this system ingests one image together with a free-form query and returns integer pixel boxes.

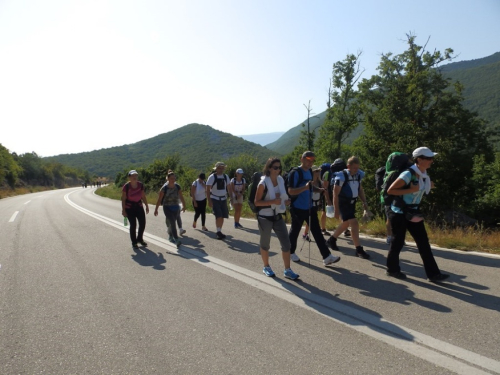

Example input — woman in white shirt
[254,158,299,280]
[230,168,246,228]
[191,173,208,231]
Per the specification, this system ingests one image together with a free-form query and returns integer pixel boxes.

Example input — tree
[317,52,363,161]
[356,34,494,217]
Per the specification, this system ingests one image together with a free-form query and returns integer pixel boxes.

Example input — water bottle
[326,205,335,218]
[124,217,128,226]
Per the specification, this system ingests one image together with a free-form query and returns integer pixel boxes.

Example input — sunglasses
[271,166,282,170]
[420,156,434,160]
[305,157,316,161]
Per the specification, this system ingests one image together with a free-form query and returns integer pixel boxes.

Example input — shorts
[212,198,229,219]
[338,198,356,221]
[384,205,392,219]
[232,195,244,204]
[257,215,290,252]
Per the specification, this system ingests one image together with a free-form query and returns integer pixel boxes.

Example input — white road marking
[8,211,19,222]
[24,200,31,205]
[65,191,500,374]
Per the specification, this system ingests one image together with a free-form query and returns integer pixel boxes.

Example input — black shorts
[339,197,357,221]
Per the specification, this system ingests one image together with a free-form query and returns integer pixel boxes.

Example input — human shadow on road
[131,246,167,270]
[272,276,416,342]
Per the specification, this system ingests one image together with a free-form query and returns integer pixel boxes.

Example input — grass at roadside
[0,186,56,199]
[96,184,500,254]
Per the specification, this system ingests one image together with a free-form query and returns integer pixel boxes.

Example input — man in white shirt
[206,162,233,240]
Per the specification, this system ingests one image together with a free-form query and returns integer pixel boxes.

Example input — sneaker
[216,231,225,240]
[355,246,371,259]
[236,223,244,228]
[175,238,181,248]
[321,229,331,236]
[386,236,392,244]
[323,254,341,266]
[344,229,351,237]
[428,273,450,283]
[202,226,208,231]
[192,221,196,229]
[263,266,275,277]
[326,237,339,251]
[290,253,300,262]
[179,229,186,235]
[302,234,311,242]
[138,240,148,246]
[132,243,139,249]
[284,268,300,280]
[386,271,407,280]
[168,237,176,244]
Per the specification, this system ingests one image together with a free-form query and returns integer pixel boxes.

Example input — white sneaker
[323,254,340,266]
[290,253,300,262]
[179,229,186,235]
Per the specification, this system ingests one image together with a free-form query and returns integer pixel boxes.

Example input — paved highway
[1,187,499,374]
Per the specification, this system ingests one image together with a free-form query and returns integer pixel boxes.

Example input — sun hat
[214,162,226,168]
[311,165,320,172]
[412,147,438,158]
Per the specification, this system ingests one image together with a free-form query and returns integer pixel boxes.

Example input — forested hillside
[45,124,279,177]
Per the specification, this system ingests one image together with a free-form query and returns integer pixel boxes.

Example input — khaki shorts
[232,195,244,204]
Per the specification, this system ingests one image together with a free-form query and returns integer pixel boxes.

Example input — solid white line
[8,211,19,222]
[64,191,500,374]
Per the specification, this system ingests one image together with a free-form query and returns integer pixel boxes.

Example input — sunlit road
[1,187,499,374]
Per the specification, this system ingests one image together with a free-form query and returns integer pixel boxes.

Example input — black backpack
[381,152,415,207]
[209,172,230,192]
[338,170,362,199]
[247,172,269,213]
[375,166,386,192]
[326,159,347,195]
[284,167,304,203]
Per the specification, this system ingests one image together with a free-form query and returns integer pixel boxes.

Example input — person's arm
[178,187,186,212]
[206,183,213,208]
[226,176,233,198]
[387,177,419,195]
[358,185,368,211]
[191,183,197,207]
[287,171,310,196]
[323,178,332,206]
[154,189,164,216]
[141,189,149,214]
[121,189,127,217]
[333,184,341,219]
[230,179,236,202]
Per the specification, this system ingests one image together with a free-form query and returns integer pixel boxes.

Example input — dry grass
[0,186,55,199]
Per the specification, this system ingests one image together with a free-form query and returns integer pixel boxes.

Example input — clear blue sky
[1,0,499,156]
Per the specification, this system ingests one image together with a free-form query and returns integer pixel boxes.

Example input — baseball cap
[214,162,226,168]
[412,147,438,158]
[311,165,320,172]
[236,168,244,174]
[128,170,138,176]
[302,151,316,160]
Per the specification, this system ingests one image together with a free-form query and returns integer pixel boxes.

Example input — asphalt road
[1,187,499,374]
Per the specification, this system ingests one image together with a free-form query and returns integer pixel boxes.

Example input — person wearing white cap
[121,170,149,249]
[385,147,449,282]
[230,168,246,228]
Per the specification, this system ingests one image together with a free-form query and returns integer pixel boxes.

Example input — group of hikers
[121,146,449,283]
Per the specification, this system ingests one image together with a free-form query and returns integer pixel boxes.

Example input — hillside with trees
[45,124,280,178]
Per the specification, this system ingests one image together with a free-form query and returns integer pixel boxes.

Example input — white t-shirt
[192,180,206,201]
[206,173,229,197]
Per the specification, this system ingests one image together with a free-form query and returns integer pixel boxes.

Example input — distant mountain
[44,124,279,177]
[267,51,500,154]
[238,131,285,146]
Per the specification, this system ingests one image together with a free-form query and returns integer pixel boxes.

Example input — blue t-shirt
[290,167,312,210]
[390,170,423,214]
[334,169,365,199]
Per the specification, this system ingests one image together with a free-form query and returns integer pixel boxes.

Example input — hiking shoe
[386,271,407,280]
[321,229,331,236]
[284,268,300,280]
[168,236,175,244]
[326,237,339,251]
[323,254,341,266]
[386,236,392,244]
[216,231,225,240]
[263,266,275,277]
[234,222,243,228]
[355,246,371,259]
[179,229,186,235]
[290,253,300,262]
[138,240,148,246]
[344,229,351,237]
[132,243,139,249]
[302,234,311,242]
[428,273,450,283]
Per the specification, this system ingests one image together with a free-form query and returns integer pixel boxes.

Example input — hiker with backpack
[324,159,352,238]
[121,170,149,249]
[287,151,341,266]
[154,170,186,247]
[253,157,299,280]
[326,156,371,259]
[230,168,246,228]
[206,161,233,240]
[385,147,449,282]
[375,165,393,244]
[302,165,326,241]
[191,172,208,232]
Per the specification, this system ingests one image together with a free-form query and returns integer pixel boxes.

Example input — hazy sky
[1,0,499,156]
